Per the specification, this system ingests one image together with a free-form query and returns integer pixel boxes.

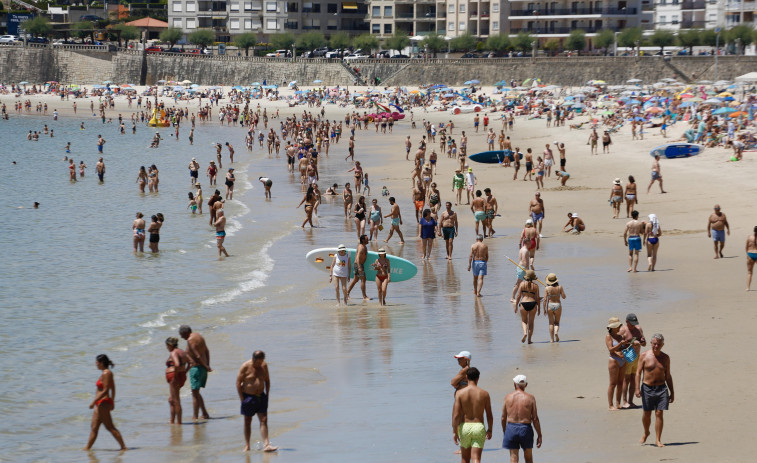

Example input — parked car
[265,49,291,57]
[0,35,20,43]
[311,47,329,57]
[145,46,164,54]
[80,15,104,22]
[390,54,410,59]
[167,47,183,53]
[343,53,370,61]
[325,49,347,58]
[27,37,49,44]
[461,52,479,58]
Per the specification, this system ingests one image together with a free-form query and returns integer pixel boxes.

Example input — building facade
[654,0,708,30]
[442,0,509,37]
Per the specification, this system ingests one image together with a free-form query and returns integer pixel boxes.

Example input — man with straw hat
[502,375,542,462]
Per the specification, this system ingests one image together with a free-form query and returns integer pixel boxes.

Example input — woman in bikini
[644,213,662,271]
[136,166,148,193]
[609,178,623,219]
[297,185,316,228]
[84,354,127,450]
[519,219,539,270]
[347,161,363,194]
[353,195,367,240]
[543,273,566,343]
[746,225,757,290]
[514,269,540,344]
[132,212,145,253]
[342,183,353,219]
[373,248,391,306]
[164,337,189,424]
[147,214,162,253]
[606,317,631,410]
[625,175,638,218]
[428,183,441,217]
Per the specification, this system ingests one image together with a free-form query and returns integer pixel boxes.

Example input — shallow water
[1,112,686,462]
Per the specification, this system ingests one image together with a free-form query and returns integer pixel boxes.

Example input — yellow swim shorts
[625,357,639,375]
[458,422,486,449]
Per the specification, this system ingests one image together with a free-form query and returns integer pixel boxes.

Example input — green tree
[385,30,410,54]
[160,27,183,49]
[329,31,351,57]
[117,25,140,48]
[565,29,586,52]
[617,26,642,54]
[649,29,676,54]
[22,16,51,38]
[594,29,614,55]
[542,38,560,56]
[512,32,534,52]
[353,33,380,53]
[296,30,325,52]
[270,32,296,50]
[421,33,446,57]
[450,32,476,52]
[73,21,94,44]
[485,34,510,55]
[726,24,754,53]
[188,29,215,49]
[234,32,257,56]
[700,29,718,47]
[678,29,701,55]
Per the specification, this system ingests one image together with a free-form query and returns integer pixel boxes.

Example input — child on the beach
[382,186,390,196]
[363,173,371,196]
[187,192,197,214]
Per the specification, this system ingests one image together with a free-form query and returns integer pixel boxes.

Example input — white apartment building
[368,0,438,37]
[654,0,708,30]
[441,0,509,37]
[722,0,757,27]
[506,0,653,41]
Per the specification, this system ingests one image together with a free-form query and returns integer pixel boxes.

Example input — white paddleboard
[305,247,417,282]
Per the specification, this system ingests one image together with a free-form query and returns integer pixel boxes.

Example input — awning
[343,2,358,10]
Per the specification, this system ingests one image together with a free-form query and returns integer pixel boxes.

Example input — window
[313,3,320,12]
[372,23,380,33]
[372,5,380,16]
[244,18,252,28]
[448,21,455,30]
[172,2,182,12]
[327,19,337,30]
[448,4,454,13]
[659,0,665,4]
[230,19,240,29]
[384,23,392,33]
[460,4,465,12]
[186,1,196,12]
[328,3,338,13]
[230,2,239,11]
[304,1,313,11]
[492,21,498,30]
[493,3,498,12]
[244,1,252,10]
[384,6,392,16]
[459,21,465,30]
[266,18,278,29]
[266,2,277,12]
[251,1,262,10]
[172,18,182,28]
[659,15,666,23]
[187,18,197,28]
[672,14,678,23]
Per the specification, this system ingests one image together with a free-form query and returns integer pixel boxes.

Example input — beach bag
[622,344,638,363]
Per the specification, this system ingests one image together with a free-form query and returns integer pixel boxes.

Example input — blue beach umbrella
[713,107,735,115]
[428,84,447,90]
[313,79,323,84]
[250,82,262,86]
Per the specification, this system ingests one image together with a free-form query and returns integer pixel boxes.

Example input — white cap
[337,244,347,251]
[525,218,534,225]
[454,351,471,360]
[513,374,528,386]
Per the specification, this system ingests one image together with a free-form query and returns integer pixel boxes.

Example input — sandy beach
[2,82,756,462]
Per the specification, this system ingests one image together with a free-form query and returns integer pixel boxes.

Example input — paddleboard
[305,247,417,282]
[650,143,703,159]
[468,150,522,164]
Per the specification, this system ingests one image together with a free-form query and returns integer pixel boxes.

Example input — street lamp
[614,30,620,56]
[715,27,721,81]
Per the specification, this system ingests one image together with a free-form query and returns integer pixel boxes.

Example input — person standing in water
[502,375,542,462]
[164,337,189,424]
[329,244,351,305]
[215,209,229,258]
[515,270,540,344]
[468,235,488,298]
[237,350,278,452]
[84,354,127,451]
[96,157,105,183]
[132,212,145,253]
[451,351,471,394]
[624,210,644,272]
[372,248,391,306]
[347,235,371,301]
[746,226,757,290]
[179,325,212,420]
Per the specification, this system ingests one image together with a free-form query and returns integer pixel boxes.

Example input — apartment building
[506,0,654,41]
[368,0,437,37]
[655,0,708,30]
[441,0,509,37]
[722,0,757,27]
[168,0,367,41]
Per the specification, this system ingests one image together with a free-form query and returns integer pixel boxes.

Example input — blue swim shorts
[472,260,487,276]
[189,365,208,390]
[712,229,725,242]
[628,236,642,251]
[531,212,544,223]
[502,422,534,450]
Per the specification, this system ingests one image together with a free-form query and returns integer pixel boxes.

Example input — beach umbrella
[120,84,132,88]
[698,80,713,84]
[494,80,507,86]
[181,80,192,85]
[262,85,277,89]
[628,99,641,105]
[645,106,664,113]
[19,81,29,85]
[704,98,723,104]
[601,110,615,115]
[442,93,456,98]
[250,82,262,86]
[679,101,695,108]
[209,86,222,90]
[157,80,167,83]
[718,91,734,97]
[721,96,735,102]
[102,80,113,84]
[190,84,199,88]
[92,84,104,88]
[428,84,447,90]
[688,96,704,102]
[288,81,297,87]
[730,111,747,117]
[313,79,323,84]
[713,107,736,115]
[627,79,642,83]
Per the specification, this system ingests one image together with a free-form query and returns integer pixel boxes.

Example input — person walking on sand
[372,248,391,306]
[647,155,666,194]
[452,367,493,463]
[179,325,212,420]
[383,197,404,244]
[529,192,545,237]
[625,175,638,218]
[297,186,317,228]
[347,235,371,301]
[84,354,127,451]
[588,128,599,155]
[707,204,729,259]
[624,210,644,272]
[543,273,566,343]
[644,214,662,271]
[468,235,488,298]
[520,219,539,270]
[237,351,278,452]
[471,190,486,237]
[453,169,465,205]
[439,202,459,260]
[635,333,674,447]
[610,178,624,219]
[329,244,351,305]
[606,317,630,410]
[620,314,646,409]
[746,226,757,290]
[502,375,542,463]
[215,209,229,257]
[515,270,540,344]
[510,244,530,303]
[164,337,189,424]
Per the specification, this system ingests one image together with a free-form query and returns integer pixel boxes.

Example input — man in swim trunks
[383,197,405,244]
[471,190,486,237]
[215,209,229,258]
[647,155,666,194]
[413,181,426,223]
[464,167,476,205]
[528,192,545,236]
[588,128,598,155]
[259,176,273,199]
[452,367,493,463]
[405,135,412,160]
[620,313,646,409]
[624,210,644,273]
[502,375,542,462]
[179,325,212,420]
[96,157,105,183]
[188,157,199,185]
[483,188,497,238]
[635,333,674,447]
[347,235,371,300]
[439,202,459,260]
[468,235,488,297]
[97,134,106,153]
[707,204,730,259]
[237,350,278,452]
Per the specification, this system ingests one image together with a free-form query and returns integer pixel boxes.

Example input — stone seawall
[1,47,755,87]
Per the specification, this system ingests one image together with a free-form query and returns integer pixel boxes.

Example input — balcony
[681,0,706,8]
[396,12,415,18]
[512,25,621,33]
[509,7,637,16]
